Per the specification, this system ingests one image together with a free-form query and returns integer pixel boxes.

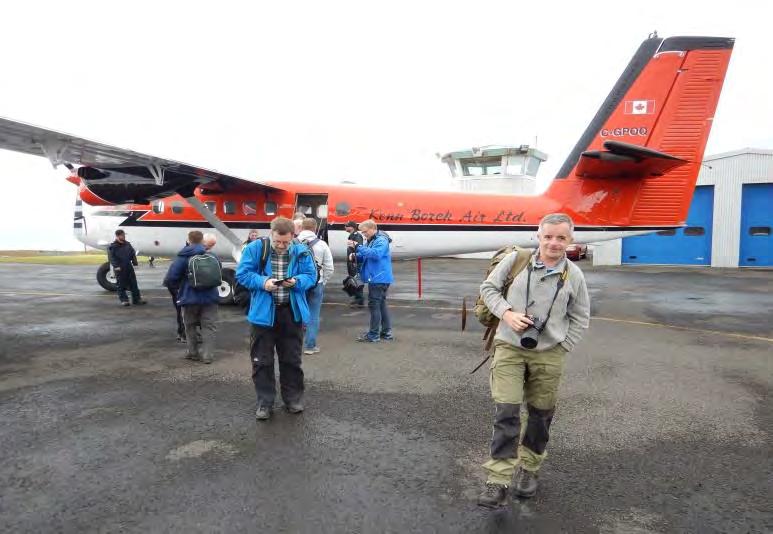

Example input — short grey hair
[202,232,217,246]
[358,219,378,231]
[538,213,574,235]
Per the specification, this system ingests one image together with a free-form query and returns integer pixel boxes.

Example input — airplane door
[295,194,329,241]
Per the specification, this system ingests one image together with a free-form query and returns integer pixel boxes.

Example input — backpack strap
[258,237,270,275]
[502,248,532,295]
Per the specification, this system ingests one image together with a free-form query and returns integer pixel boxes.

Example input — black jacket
[346,230,364,277]
[108,240,138,269]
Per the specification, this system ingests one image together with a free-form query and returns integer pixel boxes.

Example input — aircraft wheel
[218,268,236,305]
[96,261,119,292]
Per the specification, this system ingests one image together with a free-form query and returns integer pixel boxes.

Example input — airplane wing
[0,116,276,203]
[575,140,688,180]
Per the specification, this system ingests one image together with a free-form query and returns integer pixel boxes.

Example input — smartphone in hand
[273,277,291,286]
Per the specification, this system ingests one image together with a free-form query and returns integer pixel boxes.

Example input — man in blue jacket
[163,231,220,364]
[236,217,317,421]
[348,219,394,343]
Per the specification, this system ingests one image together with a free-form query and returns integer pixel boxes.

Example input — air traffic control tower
[440,145,547,195]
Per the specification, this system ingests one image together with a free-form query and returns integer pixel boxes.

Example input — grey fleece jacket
[480,251,590,352]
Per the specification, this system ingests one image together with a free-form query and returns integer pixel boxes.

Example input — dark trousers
[367,283,391,338]
[249,305,304,408]
[167,287,185,337]
[117,267,141,303]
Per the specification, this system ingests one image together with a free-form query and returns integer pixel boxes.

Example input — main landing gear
[96,261,119,292]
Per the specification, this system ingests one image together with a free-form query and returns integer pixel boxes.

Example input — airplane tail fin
[550,36,734,227]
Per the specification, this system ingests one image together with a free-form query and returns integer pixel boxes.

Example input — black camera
[520,315,547,349]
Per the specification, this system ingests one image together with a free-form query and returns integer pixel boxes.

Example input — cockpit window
[151,200,164,214]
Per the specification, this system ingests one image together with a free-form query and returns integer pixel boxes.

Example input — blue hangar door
[739,183,773,267]
[622,185,714,265]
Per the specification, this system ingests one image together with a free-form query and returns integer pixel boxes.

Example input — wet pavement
[0,260,771,533]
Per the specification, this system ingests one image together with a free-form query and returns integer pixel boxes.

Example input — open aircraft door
[295,194,329,242]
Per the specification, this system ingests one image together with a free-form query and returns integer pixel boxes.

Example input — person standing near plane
[243,228,260,249]
[164,231,221,364]
[108,229,146,307]
[343,221,364,307]
[476,213,590,508]
[236,216,317,421]
[349,219,394,342]
[297,217,334,355]
[292,212,306,237]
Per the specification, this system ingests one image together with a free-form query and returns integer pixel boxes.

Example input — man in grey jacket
[297,217,334,355]
[477,213,590,508]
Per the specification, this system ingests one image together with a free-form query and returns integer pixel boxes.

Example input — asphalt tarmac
[0,260,771,533]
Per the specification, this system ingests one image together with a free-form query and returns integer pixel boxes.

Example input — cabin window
[223,201,237,215]
[684,227,705,236]
[171,201,184,214]
[151,200,164,214]
[204,201,216,213]
[749,226,771,236]
[264,201,277,216]
[243,201,257,216]
[656,229,676,236]
[335,202,351,216]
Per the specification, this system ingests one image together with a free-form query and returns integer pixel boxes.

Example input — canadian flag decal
[624,100,656,115]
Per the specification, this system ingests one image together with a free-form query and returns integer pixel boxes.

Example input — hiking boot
[303,346,320,355]
[285,402,304,414]
[380,330,395,341]
[255,406,273,421]
[356,333,380,343]
[121,301,130,307]
[477,482,509,509]
[133,299,147,305]
[511,467,538,498]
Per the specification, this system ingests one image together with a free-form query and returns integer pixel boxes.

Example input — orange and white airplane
[0,34,733,302]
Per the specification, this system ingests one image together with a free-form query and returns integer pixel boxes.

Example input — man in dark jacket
[236,216,317,421]
[108,229,146,307]
[163,231,220,364]
[344,221,364,306]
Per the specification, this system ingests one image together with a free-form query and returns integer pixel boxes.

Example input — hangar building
[593,148,773,268]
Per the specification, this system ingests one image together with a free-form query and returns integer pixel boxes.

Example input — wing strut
[183,195,244,262]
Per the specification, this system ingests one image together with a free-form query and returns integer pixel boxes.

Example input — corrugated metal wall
[697,150,773,267]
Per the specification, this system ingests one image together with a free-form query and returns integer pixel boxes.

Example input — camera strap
[524,260,569,329]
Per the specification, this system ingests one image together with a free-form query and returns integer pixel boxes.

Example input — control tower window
[505,155,525,175]
[462,159,502,176]
[223,201,236,215]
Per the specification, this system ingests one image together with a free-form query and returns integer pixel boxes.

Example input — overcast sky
[0,0,770,250]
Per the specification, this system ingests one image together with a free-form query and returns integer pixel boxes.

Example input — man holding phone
[236,217,318,421]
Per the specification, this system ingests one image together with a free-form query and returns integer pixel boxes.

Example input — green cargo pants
[482,341,566,485]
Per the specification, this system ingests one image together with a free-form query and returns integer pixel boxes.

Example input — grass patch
[0,251,160,266]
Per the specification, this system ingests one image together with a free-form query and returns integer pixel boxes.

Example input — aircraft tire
[218,268,236,305]
[96,261,119,292]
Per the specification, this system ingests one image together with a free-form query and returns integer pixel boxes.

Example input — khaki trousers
[482,341,566,485]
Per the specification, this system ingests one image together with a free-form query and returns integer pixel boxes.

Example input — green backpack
[473,245,532,350]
